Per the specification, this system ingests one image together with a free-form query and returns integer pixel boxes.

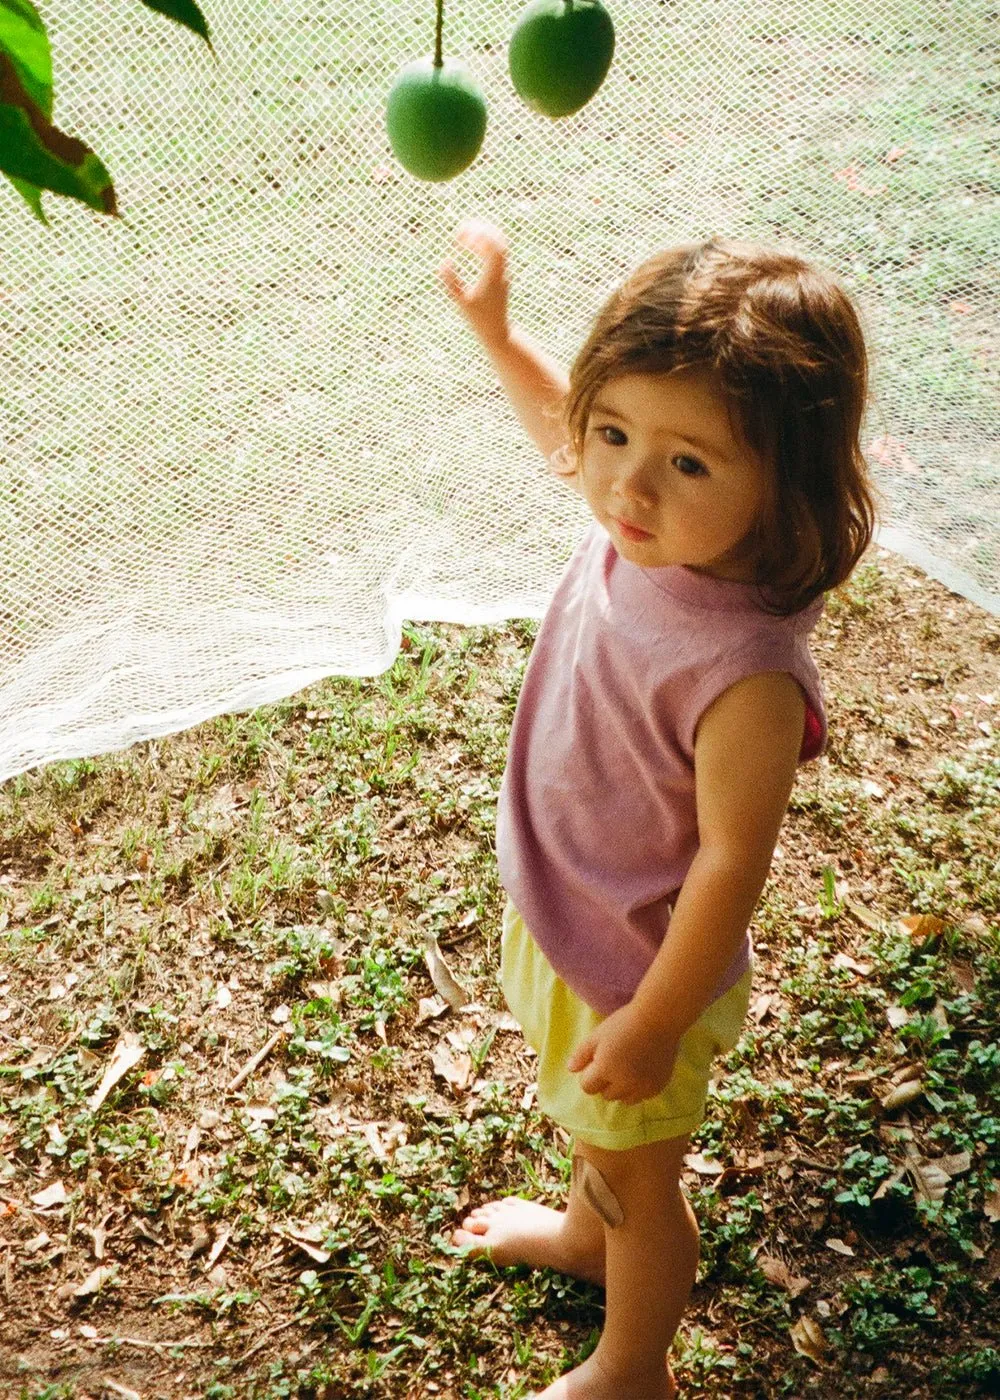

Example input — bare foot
[529,1348,677,1400]
[451,1196,605,1286]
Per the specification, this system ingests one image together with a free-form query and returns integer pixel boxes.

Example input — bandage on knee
[572,1155,624,1228]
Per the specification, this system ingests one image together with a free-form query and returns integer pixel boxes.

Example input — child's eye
[596,425,627,446]
[673,454,708,478]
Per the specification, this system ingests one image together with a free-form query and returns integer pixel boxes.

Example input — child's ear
[548,444,584,495]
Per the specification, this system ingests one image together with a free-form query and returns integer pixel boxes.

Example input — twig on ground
[226,1026,289,1092]
[82,1333,215,1352]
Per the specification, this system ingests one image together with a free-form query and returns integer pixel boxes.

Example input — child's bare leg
[451,1144,607,1285]
[532,1133,695,1400]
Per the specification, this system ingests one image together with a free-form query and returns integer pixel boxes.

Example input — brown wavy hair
[563,238,877,614]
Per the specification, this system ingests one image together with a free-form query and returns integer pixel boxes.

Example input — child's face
[579,368,770,579]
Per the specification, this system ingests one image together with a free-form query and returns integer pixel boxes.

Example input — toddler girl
[439,220,875,1399]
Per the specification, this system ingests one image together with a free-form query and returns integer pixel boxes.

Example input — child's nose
[618,457,658,505]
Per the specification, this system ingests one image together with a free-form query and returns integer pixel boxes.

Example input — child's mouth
[614,517,654,542]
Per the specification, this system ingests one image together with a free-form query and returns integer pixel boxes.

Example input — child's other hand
[567,1005,679,1105]
[438,218,510,349]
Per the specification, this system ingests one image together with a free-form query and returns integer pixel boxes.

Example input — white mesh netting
[1,0,997,782]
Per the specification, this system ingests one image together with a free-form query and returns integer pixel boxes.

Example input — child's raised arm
[439,219,578,477]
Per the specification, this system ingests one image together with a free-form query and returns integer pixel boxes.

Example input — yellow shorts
[500,899,752,1151]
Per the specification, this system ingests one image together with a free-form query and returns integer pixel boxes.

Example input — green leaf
[6,172,47,221]
[0,55,116,214]
[1,0,55,217]
[0,0,53,114]
[137,0,212,47]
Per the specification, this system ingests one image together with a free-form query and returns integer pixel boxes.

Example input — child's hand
[438,218,510,349]
[567,1005,679,1105]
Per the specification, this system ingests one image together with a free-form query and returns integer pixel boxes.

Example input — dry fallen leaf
[430,1041,473,1093]
[424,934,471,1011]
[790,1314,828,1365]
[274,1219,337,1263]
[30,1180,68,1209]
[899,913,947,942]
[205,1225,232,1272]
[873,1165,908,1201]
[907,1158,952,1206]
[825,1237,855,1257]
[363,1122,387,1161]
[73,1265,117,1298]
[306,979,343,1007]
[868,435,919,475]
[903,1146,969,1207]
[415,995,449,1025]
[88,1033,146,1113]
[446,1025,478,1053]
[936,1150,973,1177]
[758,1252,811,1297]
[182,1124,201,1164]
[881,1080,924,1112]
[751,992,775,1022]
[683,1152,724,1175]
[983,1182,1000,1224]
[832,952,873,976]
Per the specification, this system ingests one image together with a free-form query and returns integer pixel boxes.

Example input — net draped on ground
[1,0,996,782]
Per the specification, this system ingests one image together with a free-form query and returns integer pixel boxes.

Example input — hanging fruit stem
[433,0,444,67]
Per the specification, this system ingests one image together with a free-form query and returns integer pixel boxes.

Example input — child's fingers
[566,1036,595,1073]
[454,222,507,284]
[438,259,465,296]
[579,1067,611,1097]
[455,216,507,253]
[439,262,483,316]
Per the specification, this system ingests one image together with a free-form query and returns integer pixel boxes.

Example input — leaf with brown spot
[0,52,116,213]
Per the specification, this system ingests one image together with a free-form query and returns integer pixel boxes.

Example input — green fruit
[509,0,615,118]
[386,56,488,182]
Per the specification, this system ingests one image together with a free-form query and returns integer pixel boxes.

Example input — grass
[1,547,999,1397]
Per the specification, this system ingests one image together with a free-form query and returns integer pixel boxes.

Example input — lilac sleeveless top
[496,521,827,1016]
